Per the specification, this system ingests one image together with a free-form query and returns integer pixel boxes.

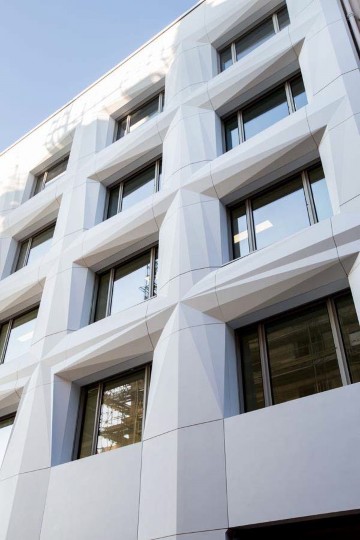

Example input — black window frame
[0,306,39,365]
[32,154,70,196]
[223,73,306,152]
[13,222,56,273]
[105,158,162,220]
[218,4,290,72]
[236,290,358,413]
[91,245,158,323]
[74,363,151,460]
[229,163,331,260]
[0,412,16,430]
[114,92,164,141]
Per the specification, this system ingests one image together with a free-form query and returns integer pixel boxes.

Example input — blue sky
[0,0,197,152]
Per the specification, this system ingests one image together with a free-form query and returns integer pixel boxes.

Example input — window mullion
[273,12,280,33]
[158,92,164,113]
[238,110,245,143]
[24,238,33,267]
[231,41,237,66]
[106,268,115,317]
[91,384,103,455]
[258,323,273,406]
[285,81,296,114]
[327,298,352,386]
[149,248,156,298]
[154,160,160,192]
[126,115,131,135]
[118,182,124,213]
[142,365,151,434]
[0,321,12,365]
[42,171,48,191]
[245,199,256,252]
[301,170,317,225]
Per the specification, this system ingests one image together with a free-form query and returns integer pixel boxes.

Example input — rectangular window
[106,159,162,220]
[115,93,164,141]
[219,5,290,72]
[237,291,360,412]
[93,247,158,322]
[77,365,150,459]
[0,413,15,466]
[230,164,332,258]
[33,154,69,195]
[0,308,38,364]
[14,224,56,272]
[224,74,307,151]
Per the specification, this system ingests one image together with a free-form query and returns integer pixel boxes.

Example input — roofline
[0,0,206,158]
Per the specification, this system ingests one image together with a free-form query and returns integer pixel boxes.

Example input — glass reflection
[220,46,233,71]
[111,253,152,314]
[26,226,55,266]
[129,97,159,133]
[224,115,240,151]
[3,309,38,363]
[241,329,265,411]
[291,75,307,111]
[335,293,360,384]
[277,6,290,30]
[96,372,144,453]
[232,203,249,258]
[266,303,342,405]
[236,17,275,61]
[252,178,309,250]
[309,166,333,222]
[78,387,98,459]
[243,87,289,140]
[122,165,156,212]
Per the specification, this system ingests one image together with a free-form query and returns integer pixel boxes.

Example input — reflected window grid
[92,246,158,323]
[33,155,69,196]
[106,159,162,220]
[237,291,360,412]
[13,224,55,272]
[219,6,290,72]
[0,308,38,365]
[115,92,164,141]
[224,74,306,152]
[77,365,151,459]
[230,165,331,259]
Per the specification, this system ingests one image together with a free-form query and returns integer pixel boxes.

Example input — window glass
[96,371,145,453]
[15,242,28,271]
[111,253,152,314]
[240,329,265,412]
[252,177,309,250]
[107,185,120,219]
[129,97,159,133]
[3,309,38,363]
[224,115,240,151]
[0,323,10,361]
[220,46,233,71]
[0,415,15,467]
[122,165,156,212]
[232,203,249,258]
[26,226,55,266]
[266,303,342,405]
[290,75,307,111]
[78,387,98,459]
[94,271,111,322]
[309,166,333,222]
[335,293,360,384]
[277,6,290,30]
[46,156,69,183]
[235,17,275,61]
[243,86,289,140]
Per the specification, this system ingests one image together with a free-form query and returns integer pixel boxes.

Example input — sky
[0,0,197,152]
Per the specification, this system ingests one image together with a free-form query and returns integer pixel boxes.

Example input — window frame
[222,73,305,152]
[114,92,164,141]
[13,222,56,273]
[32,154,70,196]
[104,158,162,220]
[229,164,328,260]
[74,363,151,459]
[236,290,354,412]
[218,4,290,72]
[91,245,158,323]
[0,412,16,429]
[0,306,39,365]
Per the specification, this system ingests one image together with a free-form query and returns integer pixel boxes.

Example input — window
[14,223,56,272]
[33,154,69,195]
[106,159,162,220]
[0,308,38,364]
[0,413,15,466]
[76,365,150,459]
[224,74,307,151]
[115,93,164,141]
[219,5,290,71]
[92,247,158,322]
[237,291,360,412]
[230,164,332,258]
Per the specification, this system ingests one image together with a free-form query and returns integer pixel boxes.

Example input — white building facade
[0,0,360,538]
